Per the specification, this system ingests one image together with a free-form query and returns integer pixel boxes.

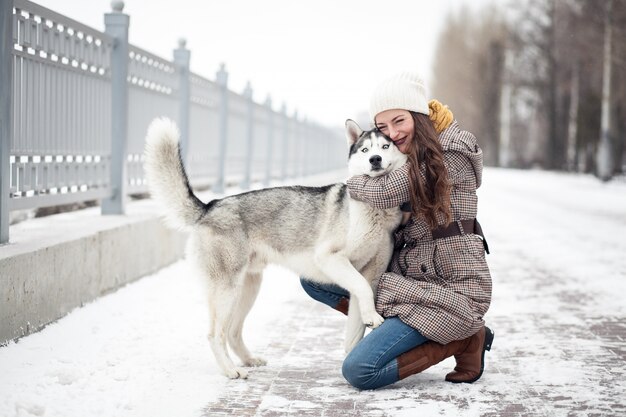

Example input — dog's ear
[345,119,363,146]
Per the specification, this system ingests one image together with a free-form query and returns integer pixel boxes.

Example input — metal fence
[0,0,346,244]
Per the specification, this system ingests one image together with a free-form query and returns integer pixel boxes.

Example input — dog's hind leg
[207,277,250,379]
[228,271,267,367]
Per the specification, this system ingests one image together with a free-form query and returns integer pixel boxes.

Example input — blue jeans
[300,278,429,390]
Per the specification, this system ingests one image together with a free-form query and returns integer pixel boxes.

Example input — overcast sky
[36,0,495,128]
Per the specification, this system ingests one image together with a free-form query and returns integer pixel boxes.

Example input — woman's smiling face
[374,109,415,154]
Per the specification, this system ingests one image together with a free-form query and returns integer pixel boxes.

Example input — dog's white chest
[346,200,401,257]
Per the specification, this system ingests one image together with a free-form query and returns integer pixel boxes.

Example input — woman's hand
[428,99,454,133]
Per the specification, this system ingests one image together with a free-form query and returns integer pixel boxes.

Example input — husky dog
[143,118,407,379]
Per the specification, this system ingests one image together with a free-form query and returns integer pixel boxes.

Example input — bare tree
[431,5,508,167]
[432,0,626,177]
[596,0,613,180]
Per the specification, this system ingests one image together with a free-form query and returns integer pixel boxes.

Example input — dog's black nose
[369,155,382,166]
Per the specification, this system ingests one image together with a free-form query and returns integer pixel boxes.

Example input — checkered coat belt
[346,121,492,344]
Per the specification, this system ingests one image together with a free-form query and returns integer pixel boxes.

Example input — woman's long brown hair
[405,111,452,228]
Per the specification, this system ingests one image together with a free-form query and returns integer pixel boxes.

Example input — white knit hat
[369,72,429,121]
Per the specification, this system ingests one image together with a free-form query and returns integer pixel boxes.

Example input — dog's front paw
[363,311,384,329]
[243,357,267,367]
[225,367,249,379]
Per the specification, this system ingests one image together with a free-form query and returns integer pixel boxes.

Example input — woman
[301,72,493,390]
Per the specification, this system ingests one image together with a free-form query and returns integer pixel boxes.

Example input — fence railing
[0,0,346,244]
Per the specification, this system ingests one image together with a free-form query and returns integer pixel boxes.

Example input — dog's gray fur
[143,118,407,379]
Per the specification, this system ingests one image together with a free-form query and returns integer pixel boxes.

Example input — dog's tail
[144,118,207,229]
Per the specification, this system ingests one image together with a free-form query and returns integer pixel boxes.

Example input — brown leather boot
[397,339,467,380]
[445,326,494,383]
[334,297,349,315]
[397,326,494,383]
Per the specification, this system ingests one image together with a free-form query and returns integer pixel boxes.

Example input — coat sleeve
[445,151,472,186]
[346,162,412,209]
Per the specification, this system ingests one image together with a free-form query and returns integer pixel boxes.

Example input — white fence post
[292,110,299,179]
[0,0,12,244]
[302,117,308,177]
[326,126,333,172]
[213,63,228,194]
[174,38,191,166]
[263,96,274,187]
[240,81,253,190]
[280,103,288,181]
[102,1,129,215]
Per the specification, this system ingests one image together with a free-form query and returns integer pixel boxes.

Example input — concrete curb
[0,198,187,344]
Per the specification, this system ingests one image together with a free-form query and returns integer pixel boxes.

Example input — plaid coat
[346,121,492,344]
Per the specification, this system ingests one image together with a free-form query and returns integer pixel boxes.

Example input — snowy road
[1,168,625,417]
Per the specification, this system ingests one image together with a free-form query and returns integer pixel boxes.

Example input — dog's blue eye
[382,144,389,149]
[361,148,368,153]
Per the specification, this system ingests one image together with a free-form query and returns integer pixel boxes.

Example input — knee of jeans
[342,354,376,390]
[300,278,319,298]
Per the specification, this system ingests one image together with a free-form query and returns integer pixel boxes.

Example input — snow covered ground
[1,167,625,417]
